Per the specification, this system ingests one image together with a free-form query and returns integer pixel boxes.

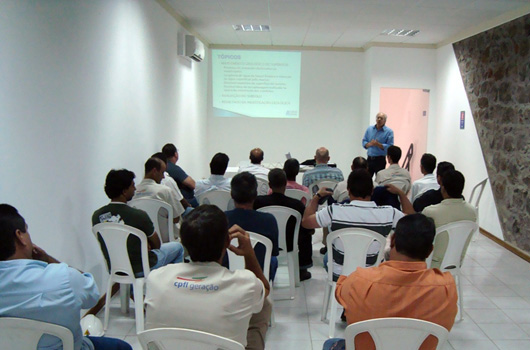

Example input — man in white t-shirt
[238,148,270,180]
[411,153,439,202]
[145,205,272,350]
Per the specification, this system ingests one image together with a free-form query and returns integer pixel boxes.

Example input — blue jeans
[322,338,345,350]
[152,241,185,269]
[270,256,278,281]
[88,336,132,350]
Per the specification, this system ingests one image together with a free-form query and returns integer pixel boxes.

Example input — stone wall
[453,14,530,252]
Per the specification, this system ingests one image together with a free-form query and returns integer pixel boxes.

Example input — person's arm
[228,225,270,297]
[182,176,196,190]
[148,231,162,249]
[380,129,394,151]
[32,244,60,264]
[302,187,333,229]
[362,128,371,149]
[385,184,414,214]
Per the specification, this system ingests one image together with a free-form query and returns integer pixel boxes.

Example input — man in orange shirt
[323,214,458,350]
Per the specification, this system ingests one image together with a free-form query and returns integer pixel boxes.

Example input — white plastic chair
[345,317,449,350]
[426,220,478,321]
[309,179,339,196]
[257,206,301,299]
[0,317,74,350]
[92,223,151,333]
[322,228,386,338]
[138,328,244,350]
[336,190,349,203]
[197,190,234,211]
[129,198,175,243]
[285,189,311,206]
[256,177,270,196]
[469,178,487,242]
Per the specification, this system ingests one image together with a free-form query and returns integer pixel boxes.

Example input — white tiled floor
[97,230,530,350]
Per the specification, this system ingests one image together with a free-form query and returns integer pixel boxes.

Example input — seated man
[268,158,310,199]
[411,153,439,202]
[152,152,192,214]
[92,169,184,276]
[333,156,369,202]
[225,172,279,280]
[323,214,458,350]
[302,147,344,191]
[254,168,314,281]
[145,205,272,350]
[302,169,413,281]
[375,145,411,194]
[195,152,232,198]
[0,204,132,350]
[413,161,455,212]
[423,170,477,269]
[162,143,198,207]
[238,148,270,180]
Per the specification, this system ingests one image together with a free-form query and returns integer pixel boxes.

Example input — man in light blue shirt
[0,204,131,350]
[195,152,232,198]
[362,112,394,177]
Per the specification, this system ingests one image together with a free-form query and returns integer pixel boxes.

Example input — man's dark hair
[151,152,168,164]
[0,204,27,261]
[352,156,368,170]
[180,205,228,262]
[210,153,229,175]
[249,148,264,164]
[283,159,300,181]
[162,143,177,158]
[387,145,402,163]
[442,170,465,198]
[104,169,135,199]
[420,153,437,174]
[394,214,435,260]
[145,157,163,174]
[436,161,455,178]
[231,172,257,204]
[268,168,287,189]
[347,169,373,198]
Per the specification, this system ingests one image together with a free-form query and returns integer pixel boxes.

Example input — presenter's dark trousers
[368,155,386,177]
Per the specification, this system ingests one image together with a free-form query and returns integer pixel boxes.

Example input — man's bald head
[249,148,264,164]
[315,147,330,164]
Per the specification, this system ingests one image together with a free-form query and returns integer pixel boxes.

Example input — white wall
[433,44,504,238]
[206,50,365,178]
[0,0,208,289]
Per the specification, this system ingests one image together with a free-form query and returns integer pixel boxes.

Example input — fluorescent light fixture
[233,24,270,32]
[381,29,419,37]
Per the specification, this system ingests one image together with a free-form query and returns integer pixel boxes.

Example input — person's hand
[317,187,334,198]
[366,140,375,147]
[228,225,254,257]
[32,244,50,263]
[385,184,404,196]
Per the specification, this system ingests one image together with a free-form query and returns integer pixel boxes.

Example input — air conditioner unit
[183,35,204,62]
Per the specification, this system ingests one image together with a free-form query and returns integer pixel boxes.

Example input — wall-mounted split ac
[178,34,204,62]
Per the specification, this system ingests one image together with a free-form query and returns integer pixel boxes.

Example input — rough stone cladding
[453,14,530,252]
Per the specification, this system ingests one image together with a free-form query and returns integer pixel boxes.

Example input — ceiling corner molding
[363,42,437,51]
[209,44,364,52]
[155,0,210,47]
[436,3,530,48]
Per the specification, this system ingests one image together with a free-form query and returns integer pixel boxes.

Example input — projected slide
[212,50,301,118]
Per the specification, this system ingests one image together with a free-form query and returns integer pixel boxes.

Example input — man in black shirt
[413,161,455,212]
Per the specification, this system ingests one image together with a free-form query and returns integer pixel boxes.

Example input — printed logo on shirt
[99,212,123,224]
[173,276,219,292]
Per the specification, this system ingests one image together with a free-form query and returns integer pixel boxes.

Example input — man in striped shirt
[302,169,413,280]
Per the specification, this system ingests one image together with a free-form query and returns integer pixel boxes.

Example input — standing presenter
[362,112,394,177]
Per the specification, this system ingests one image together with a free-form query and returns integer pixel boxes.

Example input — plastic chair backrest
[138,327,244,350]
[92,223,151,283]
[197,190,234,211]
[345,317,449,350]
[468,178,487,209]
[129,198,174,243]
[326,228,386,278]
[0,317,74,350]
[337,190,349,203]
[256,177,270,196]
[256,206,301,254]
[428,220,478,270]
[310,180,339,195]
[227,232,273,281]
[285,189,311,206]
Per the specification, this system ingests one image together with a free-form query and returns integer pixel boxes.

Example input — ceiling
[163,0,529,49]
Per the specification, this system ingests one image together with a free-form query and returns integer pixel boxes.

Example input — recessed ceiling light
[381,29,419,37]
[233,24,270,32]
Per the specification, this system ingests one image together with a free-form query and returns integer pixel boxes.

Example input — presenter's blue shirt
[362,125,394,157]
[0,259,99,350]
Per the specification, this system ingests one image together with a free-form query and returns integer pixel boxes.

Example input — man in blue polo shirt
[362,112,394,177]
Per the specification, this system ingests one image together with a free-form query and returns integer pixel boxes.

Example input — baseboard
[480,228,530,263]
[84,283,120,317]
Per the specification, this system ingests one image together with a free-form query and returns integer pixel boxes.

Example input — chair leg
[321,283,332,322]
[457,274,463,321]
[328,283,338,338]
[133,279,145,333]
[120,283,130,314]
[103,280,113,331]
[268,294,275,328]
[294,250,301,287]
[287,253,295,300]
